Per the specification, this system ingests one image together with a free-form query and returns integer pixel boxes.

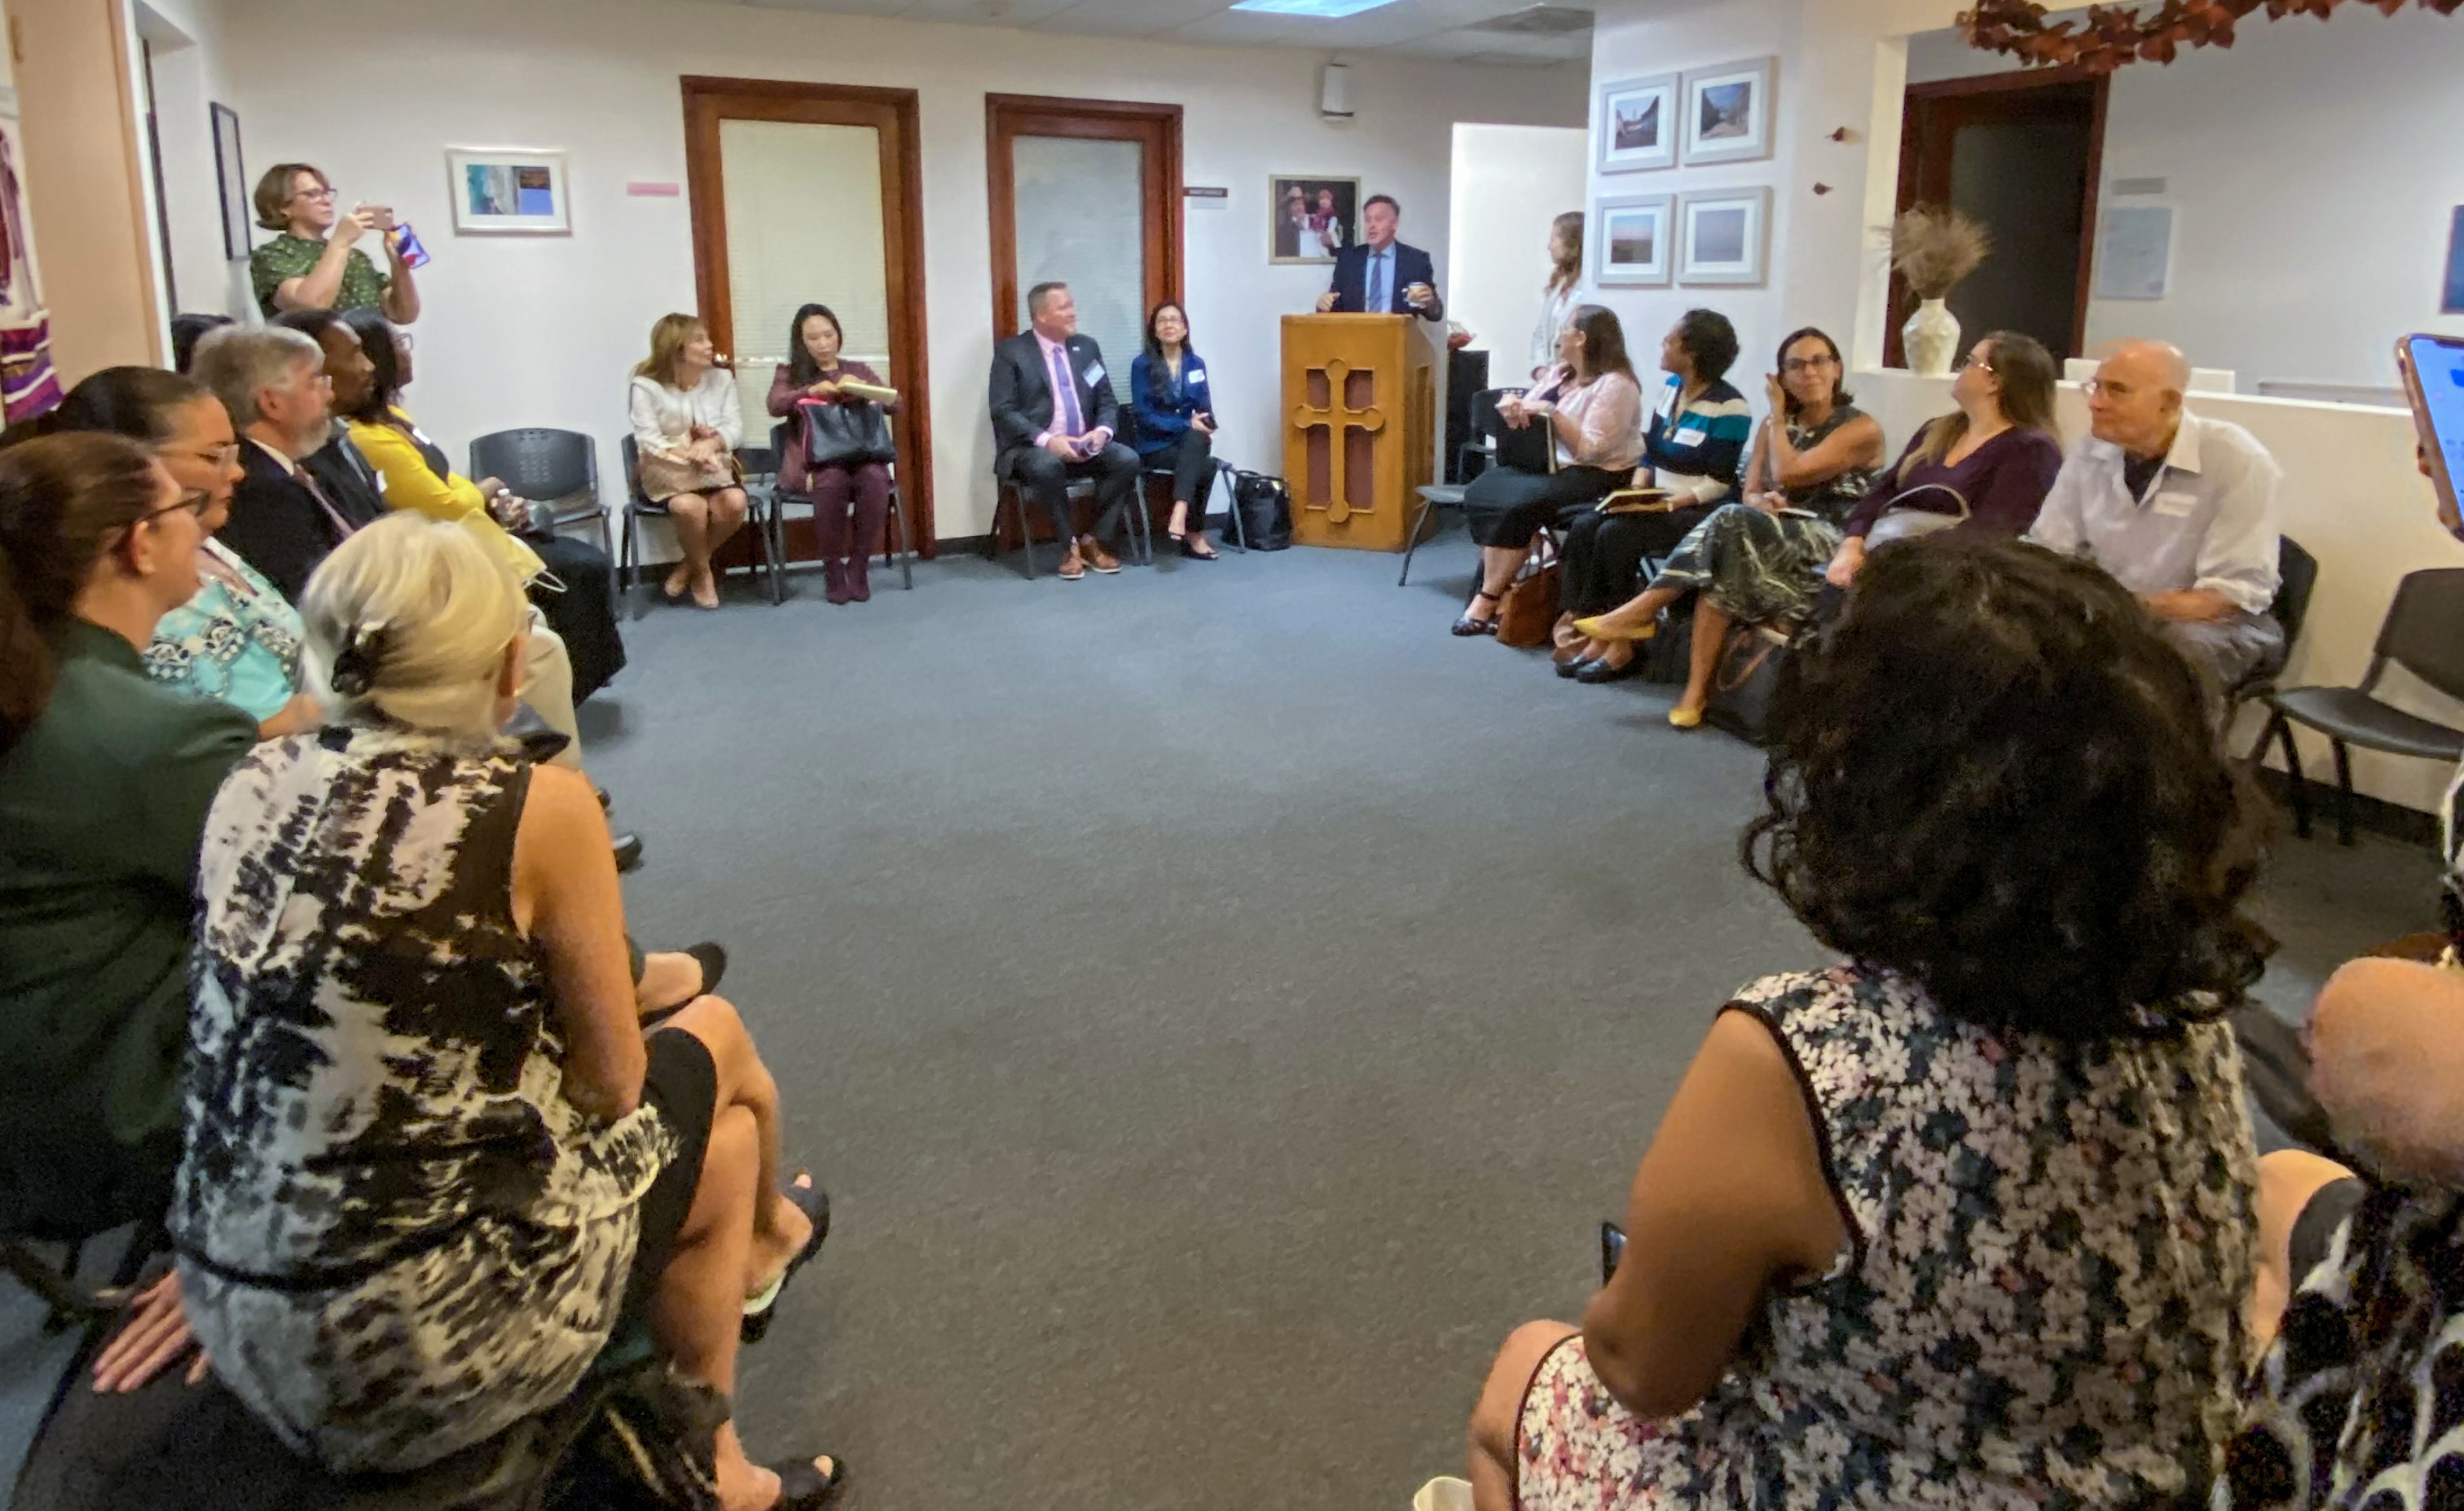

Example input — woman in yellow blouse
[332,309,626,703]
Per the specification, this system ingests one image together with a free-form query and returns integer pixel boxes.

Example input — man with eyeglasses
[2026,339,2284,692]
[189,327,383,605]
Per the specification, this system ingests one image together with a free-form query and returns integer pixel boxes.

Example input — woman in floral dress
[1469,535,2268,1511]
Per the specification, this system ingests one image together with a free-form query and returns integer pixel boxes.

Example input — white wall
[1858,368,2464,813]
[138,0,250,332]
[1446,122,1587,383]
[188,0,1582,538]
[1907,8,2464,390]
[1582,0,1960,386]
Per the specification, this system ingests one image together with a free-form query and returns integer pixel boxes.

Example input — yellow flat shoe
[1667,705,1704,729]
[1572,615,1656,643]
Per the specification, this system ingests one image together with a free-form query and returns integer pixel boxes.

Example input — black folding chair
[467,428,613,556]
[986,431,1151,579]
[617,437,763,616]
[764,419,917,596]
[2252,564,2464,846]
[1117,408,1242,556]
[2223,536,2319,727]
[1401,386,1520,587]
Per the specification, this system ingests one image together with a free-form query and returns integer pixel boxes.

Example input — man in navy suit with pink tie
[988,281,1142,581]
[1314,195,1444,321]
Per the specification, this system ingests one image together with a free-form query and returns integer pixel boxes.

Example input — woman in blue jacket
[1129,301,1221,560]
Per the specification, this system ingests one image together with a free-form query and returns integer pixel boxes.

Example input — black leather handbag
[800,399,895,470]
[1704,622,1795,747]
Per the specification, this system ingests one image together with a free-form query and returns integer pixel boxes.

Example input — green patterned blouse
[249,233,389,318]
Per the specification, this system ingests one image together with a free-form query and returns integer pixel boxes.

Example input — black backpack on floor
[1226,470,1292,551]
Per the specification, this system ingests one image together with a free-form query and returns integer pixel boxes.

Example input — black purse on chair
[799,399,896,470]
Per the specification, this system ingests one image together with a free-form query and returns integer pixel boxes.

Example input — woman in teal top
[1129,301,1221,559]
[47,367,319,738]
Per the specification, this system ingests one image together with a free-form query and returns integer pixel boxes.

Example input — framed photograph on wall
[1595,74,1678,174]
[1269,174,1358,265]
[1677,187,1771,286]
[447,148,570,235]
[212,103,249,261]
[1679,56,1776,168]
[1594,194,1674,287]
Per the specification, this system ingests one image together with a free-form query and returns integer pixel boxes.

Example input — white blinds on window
[719,118,892,424]
[1010,135,1145,391]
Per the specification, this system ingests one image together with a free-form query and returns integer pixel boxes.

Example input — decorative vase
[1902,297,1960,377]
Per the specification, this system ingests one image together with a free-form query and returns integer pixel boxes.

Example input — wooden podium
[1280,314,1439,551]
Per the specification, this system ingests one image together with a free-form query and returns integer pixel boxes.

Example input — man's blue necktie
[1368,251,1388,313]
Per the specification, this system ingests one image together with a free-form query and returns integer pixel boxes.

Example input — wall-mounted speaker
[1320,63,1353,121]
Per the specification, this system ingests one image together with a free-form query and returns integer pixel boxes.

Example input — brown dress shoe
[1058,548,1087,580]
[1080,536,1122,574]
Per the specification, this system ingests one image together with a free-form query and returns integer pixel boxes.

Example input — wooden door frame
[1886,64,2109,367]
[680,76,937,551]
[983,94,1184,343]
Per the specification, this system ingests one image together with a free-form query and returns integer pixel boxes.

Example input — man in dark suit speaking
[1314,194,1443,321]
[988,281,1141,580]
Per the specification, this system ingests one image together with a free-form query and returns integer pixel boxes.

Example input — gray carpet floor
[2,532,2441,1509]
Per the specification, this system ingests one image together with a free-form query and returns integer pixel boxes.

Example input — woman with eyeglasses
[0,432,257,1250]
[1821,332,2065,592]
[247,162,420,324]
[42,367,321,740]
[1560,327,1883,723]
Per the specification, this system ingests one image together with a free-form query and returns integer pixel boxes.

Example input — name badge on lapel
[1083,362,1107,388]
[1188,368,1207,387]
[1674,425,1709,448]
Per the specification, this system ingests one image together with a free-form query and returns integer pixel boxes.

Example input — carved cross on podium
[1289,359,1383,523]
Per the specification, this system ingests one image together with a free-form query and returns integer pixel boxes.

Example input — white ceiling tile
[743,0,919,13]
[667,0,1594,56]
[1039,0,1230,37]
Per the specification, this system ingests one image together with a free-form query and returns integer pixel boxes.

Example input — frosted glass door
[1010,135,1145,384]
[719,118,891,419]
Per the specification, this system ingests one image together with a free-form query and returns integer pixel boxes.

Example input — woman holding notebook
[768,302,900,604]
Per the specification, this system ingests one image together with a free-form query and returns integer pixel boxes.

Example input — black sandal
[768,1454,848,1509]
[1452,590,1503,637]
[741,1175,829,1343]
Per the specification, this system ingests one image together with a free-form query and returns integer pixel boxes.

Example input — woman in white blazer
[628,314,749,610]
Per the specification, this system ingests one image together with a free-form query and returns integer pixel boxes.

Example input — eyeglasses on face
[1780,354,1839,374]
[2082,379,2134,399]
[134,491,213,527]
[1953,352,1995,374]
[293,183,338,204]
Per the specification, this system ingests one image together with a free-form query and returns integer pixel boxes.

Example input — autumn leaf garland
[1960,0,2464,72]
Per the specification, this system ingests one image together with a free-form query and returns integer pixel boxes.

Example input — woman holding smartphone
[1129,302,1221,560]
[247,162,420,324]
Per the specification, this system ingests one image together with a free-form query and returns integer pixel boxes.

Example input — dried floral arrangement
[1890,206,1991,301]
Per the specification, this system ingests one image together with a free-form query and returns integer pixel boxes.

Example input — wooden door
[681,77,936,552]
[984,94,1182,383]
[1889,67,2107,368]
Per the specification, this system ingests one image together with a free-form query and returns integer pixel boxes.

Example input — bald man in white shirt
[2026,340,2285,691]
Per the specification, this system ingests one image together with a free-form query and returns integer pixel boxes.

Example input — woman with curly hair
[1465,534,2267,1511]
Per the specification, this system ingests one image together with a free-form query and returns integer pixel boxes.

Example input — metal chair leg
[621,509,648,622]
[1218,463,1247,554]
[765,493,785,606]
[893,490,915,589]
[2331,739,2357,847]
[1398,496,1437,586]
[2265,712,2312,840]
